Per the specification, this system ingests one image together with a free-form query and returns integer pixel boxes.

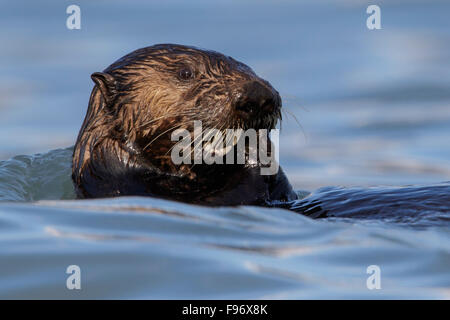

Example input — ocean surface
[0,0,449,299]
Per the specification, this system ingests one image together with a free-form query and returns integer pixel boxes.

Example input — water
[0,0,449,299]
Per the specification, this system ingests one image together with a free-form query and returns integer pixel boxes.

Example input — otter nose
[234,81,278,118]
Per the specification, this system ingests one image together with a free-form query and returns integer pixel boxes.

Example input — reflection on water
[0,0,449,299]
[0,195,449,299]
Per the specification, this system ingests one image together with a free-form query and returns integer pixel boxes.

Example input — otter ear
[91,72,117,105]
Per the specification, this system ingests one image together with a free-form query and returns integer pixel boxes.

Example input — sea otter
[72,44,298,206]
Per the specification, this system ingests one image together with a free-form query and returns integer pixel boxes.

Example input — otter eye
[178,68,194,80]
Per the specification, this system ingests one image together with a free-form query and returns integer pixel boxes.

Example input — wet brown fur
[72,44,297,205]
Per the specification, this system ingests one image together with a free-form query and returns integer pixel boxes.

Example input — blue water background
[0,0,449,299]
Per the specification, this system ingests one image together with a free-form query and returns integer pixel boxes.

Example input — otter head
[73,44,286,203]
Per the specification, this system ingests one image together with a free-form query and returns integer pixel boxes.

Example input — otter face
[73,44,286,200]
[89,44,281,155]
